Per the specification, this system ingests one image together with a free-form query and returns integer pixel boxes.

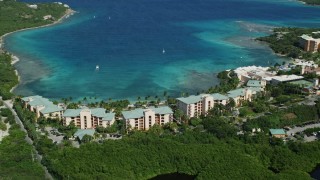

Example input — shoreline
[0,8,76,50]
[2,8,76,93]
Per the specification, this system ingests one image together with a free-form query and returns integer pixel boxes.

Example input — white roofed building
[234,66,276,82]
[270,75,304,84]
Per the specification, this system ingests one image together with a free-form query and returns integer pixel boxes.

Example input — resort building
[212,93,229,106]
[21,95,63,119]
[62,108,115,129]
[177,95,213,118]
[122,106,173,131]
[227,88,253,106]
[270,75,304,84]
[176,93,228,118]
[269,129,286,138]
[234,66,276,82]
[73,129,95,141]
[246,80,266,91]
[299,34,320,53]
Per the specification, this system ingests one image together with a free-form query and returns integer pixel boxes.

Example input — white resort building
[122,106,173,131]
[234,66,276,82]
[62,108,115,129]
[21,95,63,119]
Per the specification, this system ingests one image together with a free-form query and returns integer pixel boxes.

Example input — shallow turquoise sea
[4,0,320,101]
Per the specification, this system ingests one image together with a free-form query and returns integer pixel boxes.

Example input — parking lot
[45,127,64,144]
[286,122,320,142]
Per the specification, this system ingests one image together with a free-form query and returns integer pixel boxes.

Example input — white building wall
[144,109,155,130]
[80,109,92,129]
[202,95,214,116]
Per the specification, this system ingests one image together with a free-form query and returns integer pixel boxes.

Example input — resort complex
[62,108,115,129]
[3,0,320,179]
[21,95,63,119]
[122,106,173,130]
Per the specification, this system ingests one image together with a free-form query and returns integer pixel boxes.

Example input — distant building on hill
[21,95,63,119]
[27,4,38,9]
[62,108,115,129]
[122,106,173,131]
[299,34,320,53]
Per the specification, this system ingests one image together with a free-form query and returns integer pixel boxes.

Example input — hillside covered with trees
[257,27,320,61]
[0,0,68,37]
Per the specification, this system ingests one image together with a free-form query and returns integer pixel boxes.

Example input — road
[3,99,53,180]
[286,123,320,136]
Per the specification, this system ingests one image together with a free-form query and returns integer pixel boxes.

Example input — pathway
[2,99,53,180]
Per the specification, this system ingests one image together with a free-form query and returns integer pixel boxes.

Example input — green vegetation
[0,0,68,100]
[13,96,320,179]
[257,27,320,61]
[207,70,239,93]
[0,53,18,100]
[0,107,45,179]
[0,0,68,37]
[0,121,7,131]
[301,0,320,5]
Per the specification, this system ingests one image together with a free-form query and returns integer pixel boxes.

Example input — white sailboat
[162,48,166,54]
[96,65,99,70]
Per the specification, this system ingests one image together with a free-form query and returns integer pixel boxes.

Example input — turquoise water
[4,0,320,101]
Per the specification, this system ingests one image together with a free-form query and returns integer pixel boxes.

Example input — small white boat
[96,65,99,70]
[162,48,166,54]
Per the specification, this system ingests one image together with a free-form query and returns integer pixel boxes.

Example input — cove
[5,0,320,101]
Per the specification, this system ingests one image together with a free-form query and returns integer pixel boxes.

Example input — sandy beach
[1,8,76,93]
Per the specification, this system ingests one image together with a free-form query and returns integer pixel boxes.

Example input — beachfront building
[122,106,173,131]
[227,88,253,106]
[176,93,229,118]
[21,95,63,119]
[299,34,320,53]
[62,108,115,129]
[234,66,276,82]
